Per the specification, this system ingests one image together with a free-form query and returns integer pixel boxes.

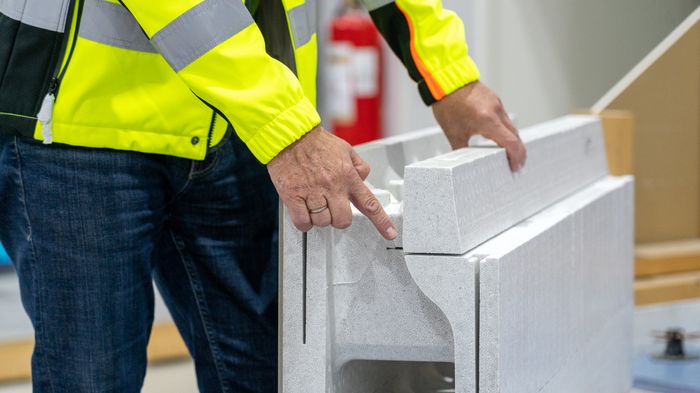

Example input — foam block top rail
[401,115,609,255]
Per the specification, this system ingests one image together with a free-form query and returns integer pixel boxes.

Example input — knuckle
[362,164,371,177]
[363,197,382,215]
[287,184,307,198]
[319,171,334,187]
[502,133,519,148]
[341,161,356,177]
[477,108,495,121]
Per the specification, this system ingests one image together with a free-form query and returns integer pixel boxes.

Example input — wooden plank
[636,239,700,277]
[0,322,189,383]
[599,110,635,176]
[635,271,700,305]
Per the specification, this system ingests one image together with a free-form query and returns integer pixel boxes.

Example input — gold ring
[308,205,328,214]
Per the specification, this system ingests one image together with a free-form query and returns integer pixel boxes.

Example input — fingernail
[386,227,398,240]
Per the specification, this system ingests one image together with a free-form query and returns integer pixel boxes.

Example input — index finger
[498,112,527,171]
[488,124,526,172]
[348,178,397,240]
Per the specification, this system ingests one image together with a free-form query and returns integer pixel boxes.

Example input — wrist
[422,56,481,106]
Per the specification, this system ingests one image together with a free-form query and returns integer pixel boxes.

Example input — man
[0,0,525,392]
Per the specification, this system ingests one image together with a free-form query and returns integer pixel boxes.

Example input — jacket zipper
[207,112,217,149]
[193,91,231,151]
[37,0,83,144]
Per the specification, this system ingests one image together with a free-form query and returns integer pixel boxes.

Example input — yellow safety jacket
[0,0,480,163]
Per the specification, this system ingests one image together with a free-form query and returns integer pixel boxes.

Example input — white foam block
[280,218,332,393]
[354,126,449,191]
[476,176,634,393]
[282,117,631,393]
[282,198,476,392]
[405,176,634,393]
[403,115,609,255]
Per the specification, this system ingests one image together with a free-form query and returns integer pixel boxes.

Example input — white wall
[477,0,700,127]
[317,0,699,134]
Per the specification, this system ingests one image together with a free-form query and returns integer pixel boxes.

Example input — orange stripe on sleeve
[395,1,446,100]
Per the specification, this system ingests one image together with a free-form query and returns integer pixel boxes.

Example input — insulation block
[403,116,609,255]
[406,176,634,393]
[478,176,634,393]
[281,116,632,393]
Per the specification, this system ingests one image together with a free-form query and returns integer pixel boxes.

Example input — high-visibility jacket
[0,0,480,163]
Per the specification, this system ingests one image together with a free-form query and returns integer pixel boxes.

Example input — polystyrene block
[406,176,633,393]
[476,176,634,393]
[281,116,632,393]
[403,115,609,255]
[280,200,467,393]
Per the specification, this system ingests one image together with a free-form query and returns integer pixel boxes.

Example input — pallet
[0,322,189,383]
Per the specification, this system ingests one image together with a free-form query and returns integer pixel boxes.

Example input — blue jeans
[0,131,279,393]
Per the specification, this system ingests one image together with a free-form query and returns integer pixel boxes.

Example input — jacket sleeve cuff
[419,55,481,105]
[244,96,321,164]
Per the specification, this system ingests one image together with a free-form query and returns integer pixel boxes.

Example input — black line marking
[302,232,307,345]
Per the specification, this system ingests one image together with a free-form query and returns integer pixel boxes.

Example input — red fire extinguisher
[327,0,383,146]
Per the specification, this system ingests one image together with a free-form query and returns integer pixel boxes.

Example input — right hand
[268,127,398,240]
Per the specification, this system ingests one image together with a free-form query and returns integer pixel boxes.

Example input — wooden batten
[635,271,700,306]
[636,239,700,277]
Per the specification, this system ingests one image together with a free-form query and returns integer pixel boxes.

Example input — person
[0,0,526,392]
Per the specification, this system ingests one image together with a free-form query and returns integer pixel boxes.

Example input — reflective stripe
[151,0,254,72]
[287,0,315,48]
[0,0,70,32]
[361,0,394,11]
[79,0,156,53]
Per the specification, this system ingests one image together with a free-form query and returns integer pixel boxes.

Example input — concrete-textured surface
[475,176,634,393]
[403,115,609,255]
[403,255,479,393]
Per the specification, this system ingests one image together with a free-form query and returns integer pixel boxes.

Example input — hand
[432,81,527,172]
[268,127,398,240]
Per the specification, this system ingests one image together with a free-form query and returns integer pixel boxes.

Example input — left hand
[432,81,527,172]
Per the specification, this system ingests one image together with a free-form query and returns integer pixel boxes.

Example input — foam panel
[403,116,609,255]
[280,116,632,393]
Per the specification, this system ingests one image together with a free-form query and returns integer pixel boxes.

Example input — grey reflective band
[360,0,394,11]
[151,0,254,72]
[0,0,71,32]
[79,0,156,53]
[287,0,316,48]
